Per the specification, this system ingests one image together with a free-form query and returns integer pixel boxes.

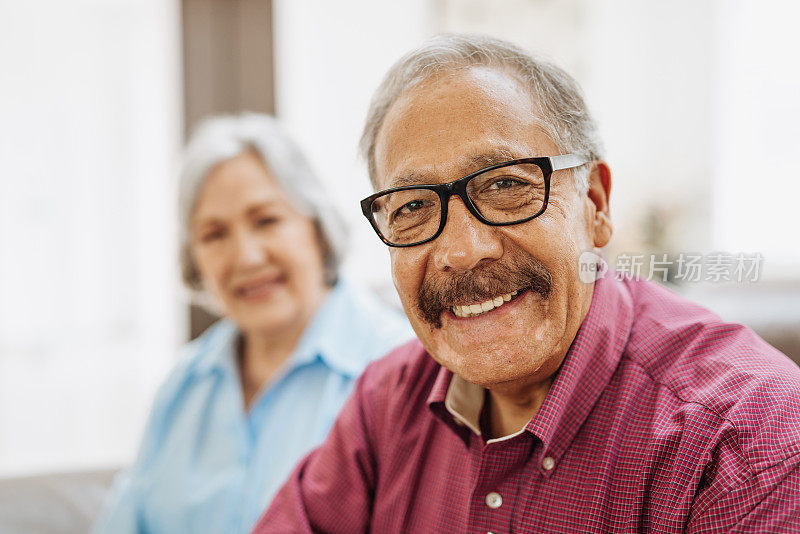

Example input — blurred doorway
[181,0,276,338]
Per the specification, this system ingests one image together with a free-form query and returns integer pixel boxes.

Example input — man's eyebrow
[386,172,434,188]
[468,149,519,169]
[385,149,523,188]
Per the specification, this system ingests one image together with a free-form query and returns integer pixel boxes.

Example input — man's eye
[396,199,427,216]
[487,177,524,190]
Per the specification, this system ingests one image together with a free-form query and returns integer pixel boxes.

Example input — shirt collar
[189,279,373,380]
[189,318,239,377]
[427,269,634,458]
[289,279,366,377]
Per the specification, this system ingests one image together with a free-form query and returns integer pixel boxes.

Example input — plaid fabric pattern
[253,275,800,533]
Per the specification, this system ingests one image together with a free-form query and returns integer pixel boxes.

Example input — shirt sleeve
[251,367,378,534]
[687,451,800,533]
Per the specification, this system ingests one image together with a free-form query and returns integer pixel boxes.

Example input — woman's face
[191,151,329,337]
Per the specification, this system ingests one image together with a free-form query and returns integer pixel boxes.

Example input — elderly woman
[94,114,412,534]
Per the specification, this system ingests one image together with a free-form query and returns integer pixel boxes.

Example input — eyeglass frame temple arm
[550,154,590,172]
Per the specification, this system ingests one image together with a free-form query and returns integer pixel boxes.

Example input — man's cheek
[392,255,423,292]
[390,257,404,293]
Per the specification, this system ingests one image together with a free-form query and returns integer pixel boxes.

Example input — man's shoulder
[621,279,800,465]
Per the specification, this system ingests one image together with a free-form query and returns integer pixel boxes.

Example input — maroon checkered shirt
[253,275,800,533]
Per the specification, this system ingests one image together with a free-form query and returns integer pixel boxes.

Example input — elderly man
[254,34,800,533]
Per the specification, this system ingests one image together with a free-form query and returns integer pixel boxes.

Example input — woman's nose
[431,196,503,272]
[232,230,266,268]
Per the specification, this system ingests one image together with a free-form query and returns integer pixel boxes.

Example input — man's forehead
[376,127,559,190]
[373,66,557,190]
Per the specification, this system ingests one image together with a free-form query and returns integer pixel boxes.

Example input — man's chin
[428,340,552,388]
[411,290,564,386]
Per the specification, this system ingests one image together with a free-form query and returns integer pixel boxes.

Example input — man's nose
[232,230,266,269]
[432,196,503,272]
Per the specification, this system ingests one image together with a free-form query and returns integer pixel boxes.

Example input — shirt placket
[468,432,533,534]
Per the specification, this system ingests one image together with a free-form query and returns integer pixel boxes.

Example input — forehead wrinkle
[385,146,527,189]
[468,147,519,169]
[387,170,436,188]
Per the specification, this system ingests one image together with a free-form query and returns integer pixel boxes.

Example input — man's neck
[484,377,553,440]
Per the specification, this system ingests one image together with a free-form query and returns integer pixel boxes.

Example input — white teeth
[451,290,522,318]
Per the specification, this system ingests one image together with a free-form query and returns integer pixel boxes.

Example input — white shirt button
[485,491,503,509]
[542,456,555,471]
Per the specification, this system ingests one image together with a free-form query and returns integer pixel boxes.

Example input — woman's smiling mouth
[234,275,284,300]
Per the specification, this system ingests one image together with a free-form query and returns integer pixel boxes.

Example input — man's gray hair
[360,33,603,192]
[179,113,347,291]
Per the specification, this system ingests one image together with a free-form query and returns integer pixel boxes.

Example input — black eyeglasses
[360,154,588,247]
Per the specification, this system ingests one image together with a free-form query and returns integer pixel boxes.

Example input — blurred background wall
[1,0,798,477]
[0,0,184,476]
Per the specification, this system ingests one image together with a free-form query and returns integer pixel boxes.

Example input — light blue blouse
[94,280,413,534]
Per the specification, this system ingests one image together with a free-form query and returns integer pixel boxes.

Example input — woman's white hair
[360,33,604,192]
[179,113,347,291]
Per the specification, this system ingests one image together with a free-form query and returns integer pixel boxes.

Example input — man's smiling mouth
[417,252,552,329]
[451,289,523,318]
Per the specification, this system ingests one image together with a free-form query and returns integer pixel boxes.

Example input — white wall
[583,0,717,255]
[713,0,800,271]
[0,0,184,475]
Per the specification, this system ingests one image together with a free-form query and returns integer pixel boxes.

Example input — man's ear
[586,160,612,248]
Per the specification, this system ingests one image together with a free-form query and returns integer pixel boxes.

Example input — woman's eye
[256,216,278,227]
[200,230,225,243]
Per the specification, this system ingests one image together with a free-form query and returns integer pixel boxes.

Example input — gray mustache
[416,255,552,328]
